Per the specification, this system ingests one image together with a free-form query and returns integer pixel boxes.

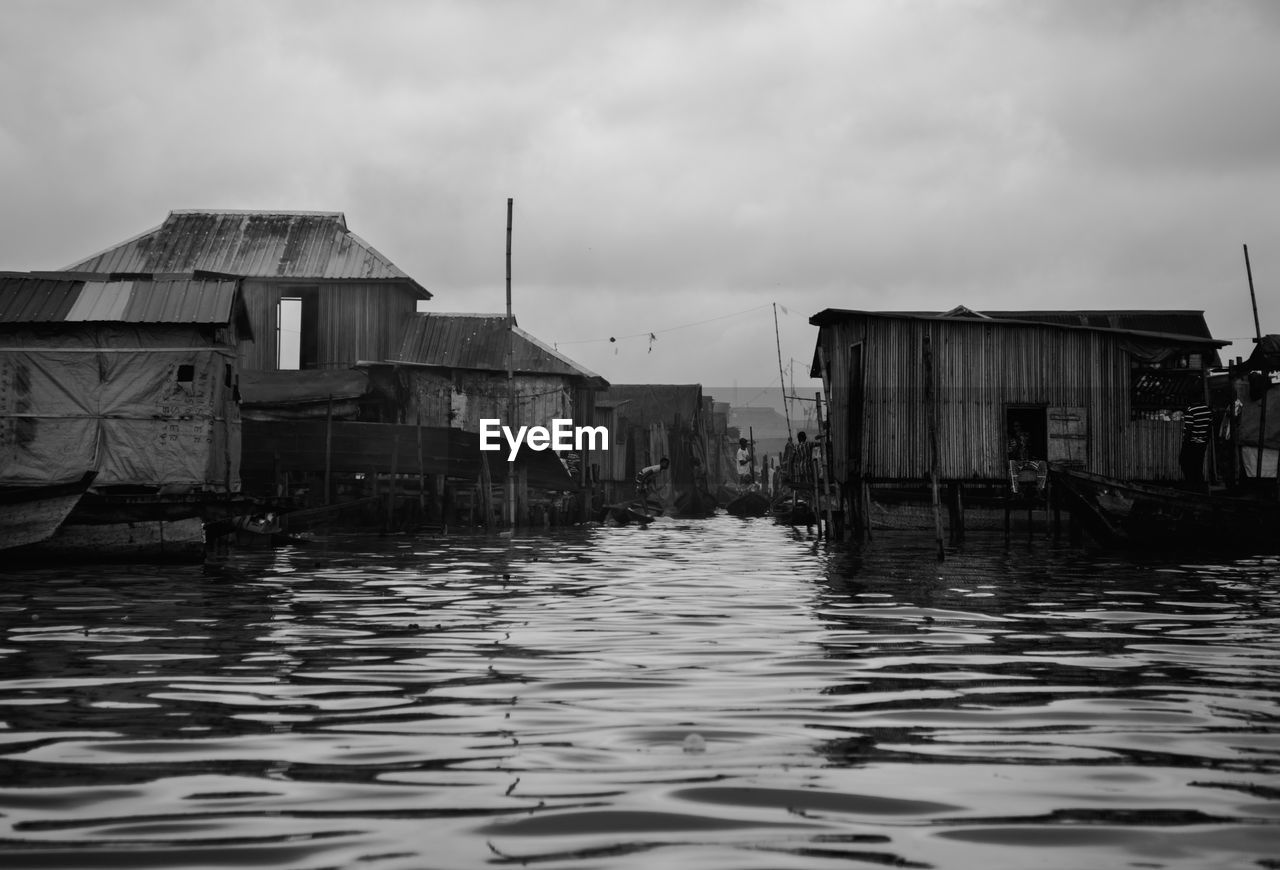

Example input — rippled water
[1,516,1278,869]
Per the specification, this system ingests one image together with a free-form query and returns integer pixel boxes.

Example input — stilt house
[810,307,1227,534]
[368,312,607,523]
[61,211,442,525]
[0,271,248,556]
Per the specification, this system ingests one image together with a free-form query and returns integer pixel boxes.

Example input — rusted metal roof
[63,211,430,299]
[0,272,241,325]
[391,313,606,386]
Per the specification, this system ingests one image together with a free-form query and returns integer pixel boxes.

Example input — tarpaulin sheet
[1238,385,1280,451]
[0,327,239,489]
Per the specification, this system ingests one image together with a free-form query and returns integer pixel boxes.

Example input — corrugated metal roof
[64,210,430,299]
[391,313,606,384]
[0,274,81,321]
[810,307,1225,344]
[0,273,240,324]
[67,281,132,321]
[979,310,1218,340]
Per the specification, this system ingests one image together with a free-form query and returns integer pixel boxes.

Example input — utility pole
[506,198,516,529]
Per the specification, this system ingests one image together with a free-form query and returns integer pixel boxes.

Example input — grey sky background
[3,0,1278,395]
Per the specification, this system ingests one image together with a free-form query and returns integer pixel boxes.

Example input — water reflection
[1,517,1277,869]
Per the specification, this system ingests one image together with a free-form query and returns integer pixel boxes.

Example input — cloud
[2,0,1279,384]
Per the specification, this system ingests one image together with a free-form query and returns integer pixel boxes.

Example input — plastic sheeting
[1237,383,1280,451]
[0,327,239,490]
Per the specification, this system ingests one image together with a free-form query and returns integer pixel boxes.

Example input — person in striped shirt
[1179,402,1213,489]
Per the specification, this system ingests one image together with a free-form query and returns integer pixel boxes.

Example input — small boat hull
[1052,467,1280,551]
[725,490,771,518]
[0,472,97,550]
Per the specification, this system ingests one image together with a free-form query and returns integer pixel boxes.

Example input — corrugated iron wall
[239,280,420,370]
[820,315,1185,484]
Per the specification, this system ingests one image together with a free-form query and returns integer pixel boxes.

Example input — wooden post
[923,330,945,560]
[1230,367,1240,490]
[748,427,757,488]
[1202,368,1217,487]
[1257,389,1268,485]
[479,450,495,533]
[387,432,400,533]
[517,465,529,526]
[1245,244,1268,488]
[324,395,333,505]
[417,411,426,519]
[816,392,834,540]
[948,482,965,544]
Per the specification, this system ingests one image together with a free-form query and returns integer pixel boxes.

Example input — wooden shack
[809,307,1227,537]
[368,312,607,524]
[0,271,248,558]
[60,211,450,531]
[64,210,430,372]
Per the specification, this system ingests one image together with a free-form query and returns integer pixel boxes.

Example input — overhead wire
[552,302,775,349]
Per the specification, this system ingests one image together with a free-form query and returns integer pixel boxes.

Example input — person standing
[735,438,754,485]
[1180,401,1212,489]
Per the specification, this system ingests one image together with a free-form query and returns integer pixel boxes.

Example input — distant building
[594,384,709,508]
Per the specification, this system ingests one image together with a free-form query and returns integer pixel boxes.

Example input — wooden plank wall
[819,315,1186,484]
[238,280,420,370]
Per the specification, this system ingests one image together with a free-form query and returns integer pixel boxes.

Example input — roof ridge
[169,208,346,218]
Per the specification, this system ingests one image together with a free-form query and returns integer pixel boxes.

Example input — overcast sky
[3,0,1278,397]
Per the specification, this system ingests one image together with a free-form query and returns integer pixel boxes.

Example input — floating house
[809,307,1227,537]
[0,271,248,557]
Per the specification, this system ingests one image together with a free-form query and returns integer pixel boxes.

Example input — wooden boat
[600,497,662,526]
[772,497,816,526]
[725,489,771,518]
[0,472,97,550]
[672,486,717,519]
[1051,466,1280,551]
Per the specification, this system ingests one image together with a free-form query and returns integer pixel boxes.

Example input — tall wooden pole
[773,303,792,441]
[1247,245,1267,483]
[1246,244,1262,342]
[505,197,516,529]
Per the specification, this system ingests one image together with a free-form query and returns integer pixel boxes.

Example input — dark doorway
[847,343,863,476]
[1005,406,1047,461]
